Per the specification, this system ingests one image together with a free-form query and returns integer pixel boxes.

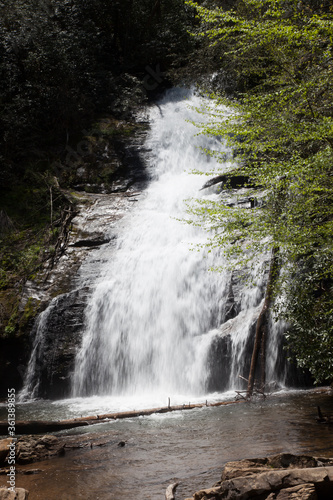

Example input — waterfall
[73,88,226,396]
[19,296,62,401]
[21,88,287,403]
[72,88,276,398]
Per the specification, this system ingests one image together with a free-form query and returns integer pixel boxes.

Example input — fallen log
[0,420,90,435]
[0,400,245,435]
[165,482,179,500]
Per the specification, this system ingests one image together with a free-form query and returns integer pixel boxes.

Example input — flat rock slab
[221,454,327,481]
[270,483,317,499]
[188,453,333,500]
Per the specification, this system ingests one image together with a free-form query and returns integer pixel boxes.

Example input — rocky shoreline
[0,432,127,499]
[184,453,333,500]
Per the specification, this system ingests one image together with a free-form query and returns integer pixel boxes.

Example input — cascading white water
[73,88,230,397]
[20,87,286,405]
[72,88,275,399]
[19,296,62,401]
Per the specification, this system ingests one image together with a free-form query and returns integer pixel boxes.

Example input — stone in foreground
[187,453,333,499]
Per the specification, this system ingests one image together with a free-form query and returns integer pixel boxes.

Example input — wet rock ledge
[185,453,333,500]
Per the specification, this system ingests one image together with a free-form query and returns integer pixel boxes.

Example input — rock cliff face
[205,267,267,393]
[26,287,90,399]
[8,122,151,400]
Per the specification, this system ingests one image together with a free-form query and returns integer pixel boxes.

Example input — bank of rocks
[0,436,65,467]
[186,453,333,500]
[0,433,124,468]
[0,489,29,499]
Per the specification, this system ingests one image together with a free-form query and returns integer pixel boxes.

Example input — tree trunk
[247,247,279,399]
[260,328,266,391]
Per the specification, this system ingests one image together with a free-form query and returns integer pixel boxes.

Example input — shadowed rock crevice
[70,236,112,248]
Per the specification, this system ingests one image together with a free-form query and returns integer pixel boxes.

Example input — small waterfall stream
[21,88,286,404]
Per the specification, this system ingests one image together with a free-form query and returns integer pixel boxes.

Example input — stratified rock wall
[29,287,90,399]
[17,122,151,400]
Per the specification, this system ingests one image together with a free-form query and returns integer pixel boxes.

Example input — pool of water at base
[1,390,333,500]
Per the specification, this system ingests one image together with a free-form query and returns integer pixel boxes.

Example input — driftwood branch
[236,386,266,401]
[247,247,279,399]
[235,390,247,400]
[165,482,179,500]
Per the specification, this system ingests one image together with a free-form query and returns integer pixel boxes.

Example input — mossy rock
[0,290,20,337]
[18,297,41,334]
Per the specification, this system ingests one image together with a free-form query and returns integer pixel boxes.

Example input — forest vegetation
[187,0,333,383]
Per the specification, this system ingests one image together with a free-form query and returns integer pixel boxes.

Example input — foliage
[283,257,333,384]
[186,0,333,382]
[0,167,74,335]
[0,0,195,177]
